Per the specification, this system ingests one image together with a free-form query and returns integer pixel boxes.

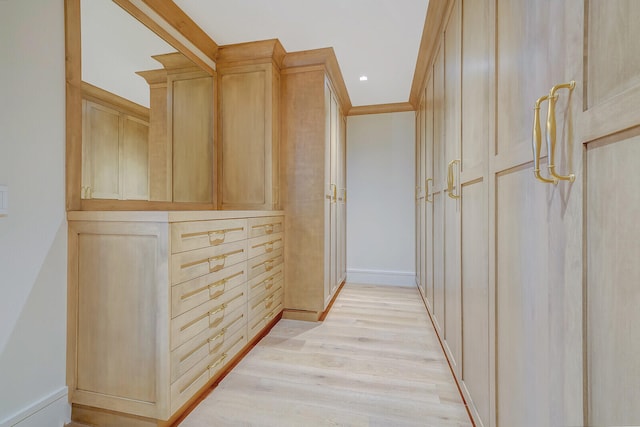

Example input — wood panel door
[582,1,640,425]
[443,0,462,375]
[418,96,427,296]
[493,0,583,425]
[432,40,446,334]
[460,0,491,423]
[424,73,435,309]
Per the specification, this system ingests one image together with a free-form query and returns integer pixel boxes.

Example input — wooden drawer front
[248,216,283,238]
[248,247,283,280]
[172,262,247,318]
[170,303,246,383]
[249,292,283,340]
[171,219,247,254]
[171,239,247,285]
[248,263,283,300]
[247,232,284,259]
[170,327,247,414]
[171,283,247,351]
[249,281,284,322]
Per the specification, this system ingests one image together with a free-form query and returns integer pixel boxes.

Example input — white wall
[0,0,70,425]
[346,112,415,286]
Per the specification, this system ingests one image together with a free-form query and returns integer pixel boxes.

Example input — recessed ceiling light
[359,75,368,81]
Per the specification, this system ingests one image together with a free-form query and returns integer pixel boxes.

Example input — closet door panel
[586,133,640,426]
[584,3,640,425]
[460,0,491,423]
[424,74,435,307]
[443,0,462,373]
[495,166,550,427]
[432,42,446,331]
[496,0,565,156]
[172,76,213,203]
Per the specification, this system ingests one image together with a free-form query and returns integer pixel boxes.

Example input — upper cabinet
[216,40,284,210]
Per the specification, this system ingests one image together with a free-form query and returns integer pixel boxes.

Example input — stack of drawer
[169,218,250,413]
[247,217,284,340]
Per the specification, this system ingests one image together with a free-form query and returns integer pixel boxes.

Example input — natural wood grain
[179,284,472,426]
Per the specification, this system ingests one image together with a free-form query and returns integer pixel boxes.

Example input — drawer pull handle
[207,249,244,273]
[265,296,274,309]
[209,304,227,326]
[252,258,277,271]
[252,276,275,290]
[209,328,226,353]
[264,309,277,321]
[209,354,227,371]
[251,238,282,251]
[182,227,245,243]
[253,223,276,234]
[208,230,226,245]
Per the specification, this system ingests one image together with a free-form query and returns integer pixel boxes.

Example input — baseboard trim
[1,387,70,427]
[347,269,415,286]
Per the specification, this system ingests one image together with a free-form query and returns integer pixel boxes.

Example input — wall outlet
[0,185,8,216]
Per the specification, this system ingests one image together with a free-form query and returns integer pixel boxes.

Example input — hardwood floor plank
[179,283,472,426]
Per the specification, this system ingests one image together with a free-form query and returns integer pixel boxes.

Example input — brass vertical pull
[447,159,461,200]
[425,178,433,203]
[333,184,337,202]
[532,94,557,184]
[546,81,576,182]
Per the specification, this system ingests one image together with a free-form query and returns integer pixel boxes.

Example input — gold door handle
[332,184,337,202]
[446,159,461,200]
[546,81,576,182]
[532,94,557,184]
[425,178,433,203]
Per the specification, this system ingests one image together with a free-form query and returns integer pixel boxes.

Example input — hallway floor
[179,284,472,426]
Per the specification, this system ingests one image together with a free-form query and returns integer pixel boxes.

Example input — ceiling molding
[409,0,451,108]
[216,39,286,69]
[348,102,415,116]
[283,48,352,112]
[141,0,218,60]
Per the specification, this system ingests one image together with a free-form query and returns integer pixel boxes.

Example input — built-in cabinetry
[81,82,149,201]
[216,40,283,210]
[281,52,348,320]
[137,52,214,204]
[67,211,284,426]
[414,0,640,426]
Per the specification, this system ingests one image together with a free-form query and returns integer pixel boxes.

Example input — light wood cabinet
[281,59,348,321]
[138,52,214,204]
[68,210,284,426]
[216,40,284,210]
[81,83,149,201]
[415,0,640,426]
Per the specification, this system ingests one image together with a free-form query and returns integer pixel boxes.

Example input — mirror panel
[78,0,214,204]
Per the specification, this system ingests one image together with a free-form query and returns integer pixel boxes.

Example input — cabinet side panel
[76,234,158,403]
[281,70,326,313]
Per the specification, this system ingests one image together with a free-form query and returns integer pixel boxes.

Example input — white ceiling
[174,0,429,107]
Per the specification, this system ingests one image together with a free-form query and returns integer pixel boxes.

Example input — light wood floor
[179,284,472,426]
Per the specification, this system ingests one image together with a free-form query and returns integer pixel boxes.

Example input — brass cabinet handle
[425,178,433,203]
[446,159,461,200]
[532,94,558,184]
[546,81,576,182]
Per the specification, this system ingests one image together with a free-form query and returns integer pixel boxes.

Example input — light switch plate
[0,185,8,216]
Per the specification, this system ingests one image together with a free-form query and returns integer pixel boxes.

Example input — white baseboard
[0,387,70,427]
[347,268,415,286]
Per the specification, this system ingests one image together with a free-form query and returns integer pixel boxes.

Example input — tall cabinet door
[424,73,435,309]
[460,0,491,423]
[493,1,583,425]
[581,1,640,425]
[432,41,446,334]
[443,0,462,376]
